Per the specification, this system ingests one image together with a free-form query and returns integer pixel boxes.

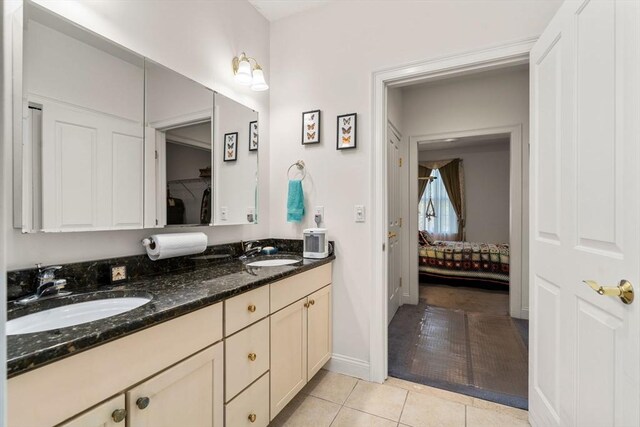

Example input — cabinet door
[59,395,126,427]
[127,342,223,427]
[270,298,307,420]
[307,285,332,379]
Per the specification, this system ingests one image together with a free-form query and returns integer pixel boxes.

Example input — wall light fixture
[232,52,269,91]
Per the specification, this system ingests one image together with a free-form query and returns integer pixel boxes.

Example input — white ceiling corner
[248,0,332,22]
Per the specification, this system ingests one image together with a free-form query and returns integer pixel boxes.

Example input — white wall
[3,0,270,270]
[269,1,559,377]
[419,140,510,243]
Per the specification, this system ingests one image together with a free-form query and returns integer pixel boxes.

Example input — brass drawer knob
[248,304,257,313]
[248,413,257,423]
[136,397,150,410]
[248,352,257,361]
[304,302,310,308]
[309,299,315,306]
[111,408,127,423]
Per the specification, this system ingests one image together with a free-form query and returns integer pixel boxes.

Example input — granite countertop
[7,252,335,378]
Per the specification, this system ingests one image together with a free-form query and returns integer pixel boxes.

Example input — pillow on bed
[419,230,435,246]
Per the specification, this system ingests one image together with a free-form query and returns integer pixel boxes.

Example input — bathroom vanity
[7,249,334,427]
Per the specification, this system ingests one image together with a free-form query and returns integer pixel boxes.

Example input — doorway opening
[384,65,530,409]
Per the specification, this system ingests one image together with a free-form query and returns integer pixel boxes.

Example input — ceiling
[418,133,510,152]
[248,0,332,22]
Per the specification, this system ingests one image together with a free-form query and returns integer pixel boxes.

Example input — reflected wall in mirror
[16,2,145,232]
[145,59,213,227]
[214,94,258,225]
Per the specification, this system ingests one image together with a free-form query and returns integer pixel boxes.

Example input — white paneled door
[530,1,639,426]
[387,124,402,323]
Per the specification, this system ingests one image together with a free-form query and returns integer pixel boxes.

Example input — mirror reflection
[20,2,145,232]
[213,94,258,225]
[145,59,214,227]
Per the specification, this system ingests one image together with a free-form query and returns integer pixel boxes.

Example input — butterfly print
[343,117,351,125]
[253,132,258,139]
[227,150,234,157]
[342,136,351,144]
[307,131,316,140]
[227,142,234,149]
[309,114,315,120]
[227,135,234,142]
[307,123,316,131]
[341,126,352,134]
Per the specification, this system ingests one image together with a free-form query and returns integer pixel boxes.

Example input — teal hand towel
[287,180,305,222]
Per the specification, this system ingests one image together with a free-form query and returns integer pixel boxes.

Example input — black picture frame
[223,132,238,161]
[336,113,357,150]
[302,109,321,144]
[249,121,258,151]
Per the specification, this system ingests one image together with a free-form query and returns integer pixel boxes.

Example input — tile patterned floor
[271,370,530,427]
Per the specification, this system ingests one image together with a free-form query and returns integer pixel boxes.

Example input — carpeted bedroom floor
[388,283,529,409]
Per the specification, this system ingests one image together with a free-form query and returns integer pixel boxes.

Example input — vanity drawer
[225,373,269,427]
[225,285,269,336]
[225,317,269,401]
[270,263,332,313]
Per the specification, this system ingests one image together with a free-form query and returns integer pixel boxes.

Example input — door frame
[408,125,525,319]
[370,37,535,383]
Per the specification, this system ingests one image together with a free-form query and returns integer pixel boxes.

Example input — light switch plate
[314,206,324,221]
[355,205,365,222]
[220,207,228,221]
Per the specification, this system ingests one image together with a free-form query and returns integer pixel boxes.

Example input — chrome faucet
[240,241,263,260]
[16,264,70,304]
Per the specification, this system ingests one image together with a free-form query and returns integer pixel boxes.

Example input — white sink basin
[246,258,301,267]
[7,297,151,335]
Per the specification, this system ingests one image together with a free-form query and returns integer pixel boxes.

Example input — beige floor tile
[400,391,465,427]
[331,407,398,427]
[385,377,474,405]
[466,406,530,427]
[472,398,529,421]
[344,380,408,421]
[271,394,341,427]
[302,369,358,404]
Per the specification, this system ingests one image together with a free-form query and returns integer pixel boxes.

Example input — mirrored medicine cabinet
[13,0,259,233]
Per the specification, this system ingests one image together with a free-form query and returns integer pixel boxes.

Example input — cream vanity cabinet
[8,303,224,427]
[270,264,333,420]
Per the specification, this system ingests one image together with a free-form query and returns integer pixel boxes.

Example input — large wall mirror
[13,1,259,232]
[15,1,145,232]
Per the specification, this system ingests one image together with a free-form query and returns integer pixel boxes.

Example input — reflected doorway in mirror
[223,132,238,161]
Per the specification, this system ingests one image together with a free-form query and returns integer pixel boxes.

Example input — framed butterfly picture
[336,113,357,150]
[302,109,321,145]
[223,132,238,162]
[249,121,258,151]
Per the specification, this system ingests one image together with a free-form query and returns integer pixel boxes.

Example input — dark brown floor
[388,284,529,409]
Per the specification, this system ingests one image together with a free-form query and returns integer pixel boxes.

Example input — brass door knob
[248,413,257,423]
[582,280,634,304]
[304,302,310,308]
[248,352,257,361]
[136,397,150,410]
[248,304,256,313]
[309,299,315,306]
[111,409,127,423]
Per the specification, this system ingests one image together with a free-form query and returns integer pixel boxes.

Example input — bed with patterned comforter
[419,240,510,285]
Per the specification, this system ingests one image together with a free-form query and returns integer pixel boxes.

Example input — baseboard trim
[325,354,370,381]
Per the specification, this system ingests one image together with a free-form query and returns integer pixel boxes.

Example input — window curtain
[438,159,465,240]
[418,165,432,200]
[420,169,458,240]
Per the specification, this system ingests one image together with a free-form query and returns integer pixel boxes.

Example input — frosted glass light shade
[251,68,269,91]
[235,58,253,85]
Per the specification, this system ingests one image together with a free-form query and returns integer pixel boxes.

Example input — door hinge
[155,150,158,160]
[399,278,402,287]
[155,219,158,226]
[399,218,403,227]
[399,157,403,167]
[382,243,386,251]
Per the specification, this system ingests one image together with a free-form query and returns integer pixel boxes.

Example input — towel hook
[287,160,306,180]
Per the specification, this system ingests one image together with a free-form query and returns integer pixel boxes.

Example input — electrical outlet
[247,207,256,223]
[220,207,228,221]
[354,205,365,223]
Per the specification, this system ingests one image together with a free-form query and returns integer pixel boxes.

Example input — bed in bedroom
[418,231,510,287]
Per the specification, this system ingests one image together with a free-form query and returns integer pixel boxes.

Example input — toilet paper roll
[143,232,208,261]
